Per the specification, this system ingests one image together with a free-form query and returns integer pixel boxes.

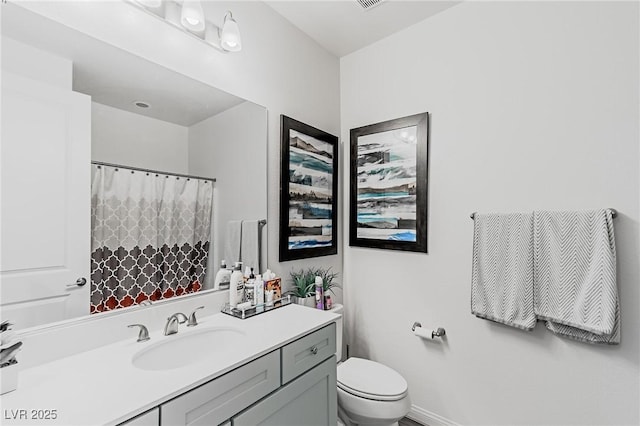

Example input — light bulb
[181,0,205,32]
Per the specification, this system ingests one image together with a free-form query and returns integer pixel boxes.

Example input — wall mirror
[0,3,268,330]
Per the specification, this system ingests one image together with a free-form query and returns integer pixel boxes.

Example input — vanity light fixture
[220,11,242,52]
[129,0,242,53]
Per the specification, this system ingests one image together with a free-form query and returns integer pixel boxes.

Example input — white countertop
[0,304,339,426]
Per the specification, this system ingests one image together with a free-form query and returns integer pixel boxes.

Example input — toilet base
[337,385,410,426]
[338,404,401,426]
[338,416,399,426]
[340,420,399,426]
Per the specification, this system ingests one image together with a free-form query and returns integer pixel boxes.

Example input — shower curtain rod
[91,161,216,183]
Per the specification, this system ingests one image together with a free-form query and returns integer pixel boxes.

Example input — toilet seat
[337,358,408,402]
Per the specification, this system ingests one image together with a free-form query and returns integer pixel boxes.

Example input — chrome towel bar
[470,208,617,220]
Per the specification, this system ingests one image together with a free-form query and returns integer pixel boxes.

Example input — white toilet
[331,305,411,426]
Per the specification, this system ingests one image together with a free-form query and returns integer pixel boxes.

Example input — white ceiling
[1,3,245,127]
[264,0,461,57]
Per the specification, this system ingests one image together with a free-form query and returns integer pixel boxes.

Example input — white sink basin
[132,326,246,371]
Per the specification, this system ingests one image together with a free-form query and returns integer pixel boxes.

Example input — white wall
[188,101,268,277]
[341,2,639,426]
[91,102,189,174]
[1,36,71,89]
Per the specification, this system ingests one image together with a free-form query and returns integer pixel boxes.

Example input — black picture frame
[279,115,339,261]
[349,112,429,253]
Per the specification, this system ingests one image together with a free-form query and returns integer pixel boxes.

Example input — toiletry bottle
[243,267,256,305]
[254,274,264,306]
[244,281,255,306]
[315,276,324,310]
[264,269,273,280]
[214,260,231,291]
[229,262,244,308]
[325,295,332,310]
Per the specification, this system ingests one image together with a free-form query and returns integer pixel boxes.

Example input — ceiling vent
[355,0,386,11]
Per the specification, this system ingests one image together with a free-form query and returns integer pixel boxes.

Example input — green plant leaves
[287,267,340,297]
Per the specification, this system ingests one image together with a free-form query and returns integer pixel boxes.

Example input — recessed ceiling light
[134,101,150,108]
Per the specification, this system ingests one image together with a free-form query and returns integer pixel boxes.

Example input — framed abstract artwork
[279,115,338,261]
[349,112,429,253]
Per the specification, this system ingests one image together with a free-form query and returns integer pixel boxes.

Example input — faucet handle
[128,324,150,343]
[187,306,205,327]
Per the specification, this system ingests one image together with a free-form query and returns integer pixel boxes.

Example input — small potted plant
[287,268,317,307]
[287,267,340,309]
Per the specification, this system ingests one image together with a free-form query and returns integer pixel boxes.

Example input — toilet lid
[337,358,408,401]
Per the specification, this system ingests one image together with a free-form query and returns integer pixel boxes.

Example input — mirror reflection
[0,3,267,330]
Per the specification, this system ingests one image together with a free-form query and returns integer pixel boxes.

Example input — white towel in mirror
[241,220,261,273]
[224,220,243,265]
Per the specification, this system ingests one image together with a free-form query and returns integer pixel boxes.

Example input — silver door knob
[66,277,87,288]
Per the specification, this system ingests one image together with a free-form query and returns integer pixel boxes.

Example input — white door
[1,72,91,329]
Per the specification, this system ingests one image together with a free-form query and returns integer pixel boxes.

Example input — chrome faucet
[164,312,188,336]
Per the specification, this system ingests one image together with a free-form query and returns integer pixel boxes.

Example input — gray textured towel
[533,209,619,344]
[471,213,536,330]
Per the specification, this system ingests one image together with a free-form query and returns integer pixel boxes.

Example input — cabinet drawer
[161,350,280,425]
[281,323,335,384]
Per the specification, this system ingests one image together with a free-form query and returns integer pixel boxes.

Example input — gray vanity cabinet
[232,356,337,426]
[160,351,280,425]
[153,323,338,426]
[155,323,336,426]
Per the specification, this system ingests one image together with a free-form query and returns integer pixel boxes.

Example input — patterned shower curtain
[90,164,214,313]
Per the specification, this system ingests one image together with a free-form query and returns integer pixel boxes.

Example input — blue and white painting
[288,130,333,250]
[356,125,418,242]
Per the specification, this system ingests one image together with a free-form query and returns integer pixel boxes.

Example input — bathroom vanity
[1,305,338,426]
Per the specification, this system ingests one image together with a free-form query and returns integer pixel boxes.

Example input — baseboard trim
[407,405,460,426]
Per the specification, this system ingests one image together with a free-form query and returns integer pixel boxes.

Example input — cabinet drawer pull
[310,346,318,355]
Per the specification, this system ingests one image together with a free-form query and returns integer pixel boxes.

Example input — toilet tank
[329,304,343,361]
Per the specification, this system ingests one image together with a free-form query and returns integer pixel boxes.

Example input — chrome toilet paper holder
[412,322,446,339]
